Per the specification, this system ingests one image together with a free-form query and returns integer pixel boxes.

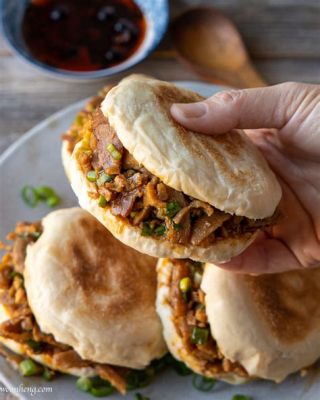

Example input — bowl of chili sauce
[0,0,169,80]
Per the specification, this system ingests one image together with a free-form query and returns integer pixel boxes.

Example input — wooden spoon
[171,8,266,88]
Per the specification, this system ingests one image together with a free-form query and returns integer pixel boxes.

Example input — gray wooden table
[0,0,320,398]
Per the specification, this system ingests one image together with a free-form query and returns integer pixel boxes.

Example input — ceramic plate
[0,81,318,400]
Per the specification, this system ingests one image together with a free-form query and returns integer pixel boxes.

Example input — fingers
[171,82,312,135]
[217,234,302,274]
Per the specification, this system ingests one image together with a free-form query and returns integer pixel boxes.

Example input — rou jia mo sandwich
[0,208,166,394]
[63,75,281,264]
[156,258,320,383]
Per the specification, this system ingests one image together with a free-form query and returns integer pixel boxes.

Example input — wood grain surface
[0,0,320,398]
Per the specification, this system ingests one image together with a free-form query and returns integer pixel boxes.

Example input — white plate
[0,81,319,400]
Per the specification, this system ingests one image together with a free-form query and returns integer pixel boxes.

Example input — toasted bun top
[24,208,166,369]
[102,75,281,219]
[201,265,320,382]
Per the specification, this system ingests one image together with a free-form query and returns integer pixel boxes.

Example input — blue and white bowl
[0,0,169,80]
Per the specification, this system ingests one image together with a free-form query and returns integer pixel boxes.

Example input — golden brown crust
[202,264,320,382]
[244,270,320,344]
[24,208,167,369]
[102,74,282,219]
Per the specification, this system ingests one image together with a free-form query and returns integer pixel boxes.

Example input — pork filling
[169,259,247,377]
[75,109,278,247]
[0,222,163,394]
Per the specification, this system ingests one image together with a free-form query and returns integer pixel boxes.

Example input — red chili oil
[22,0,146,71]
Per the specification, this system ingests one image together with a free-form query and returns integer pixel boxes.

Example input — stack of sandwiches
[1,75,319,396]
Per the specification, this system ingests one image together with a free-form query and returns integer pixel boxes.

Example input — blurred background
[0,0,320,154]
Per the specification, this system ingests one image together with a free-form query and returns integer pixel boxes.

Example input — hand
[171,82,320,274]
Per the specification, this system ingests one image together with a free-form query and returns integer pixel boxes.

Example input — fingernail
[171,102,207,119]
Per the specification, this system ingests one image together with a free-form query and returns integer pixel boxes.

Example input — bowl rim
[0,0,169,80]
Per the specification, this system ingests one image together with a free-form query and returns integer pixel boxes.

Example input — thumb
[171,82,308,134]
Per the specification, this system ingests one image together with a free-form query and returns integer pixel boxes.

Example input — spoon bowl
[171,8,266,88]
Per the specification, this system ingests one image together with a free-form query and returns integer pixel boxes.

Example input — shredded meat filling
[169,259,248,377]
[0,223,134,394]
[74,111,279,247]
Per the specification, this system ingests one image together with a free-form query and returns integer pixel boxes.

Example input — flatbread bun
[102,74,281,219]
[202,264,320,382]
[155,258,248,384]
[24,208,166,369]
[64,141,256,263]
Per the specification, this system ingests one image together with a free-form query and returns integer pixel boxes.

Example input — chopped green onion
[98,195,107,208]
[31,231,41,240]
[21,186,39,208]
[42,368,55,381]
[76,377,93,392]
[90,386,114,397]
[232,396,253,400]
[154,224,166,236]
[192,375,216,392]
[97,172,113,186]
[135,394,150,400]
[9,271,23,279]
[75,115,83,126]
[46,195,60,208]
[141,222,153,237]
[19,359,40,376]
[173,222,182,231]
[86,170,97,182]
[179,277,191,293]
[191,327,209,345]
[26,340,42,353]
[126,368,154,390]
[106,143,122,160]
[194,271,203,286]
[171,359,192,376]
[34,186,56,199]
[166,202,181,218]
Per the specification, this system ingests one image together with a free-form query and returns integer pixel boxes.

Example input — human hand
[171,82,320,274]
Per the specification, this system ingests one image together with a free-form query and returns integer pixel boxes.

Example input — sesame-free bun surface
[202,264,320,382]
[65,142,256,263]
[101,75,281,219]
[155,258,248,384]
[24,208,166,369]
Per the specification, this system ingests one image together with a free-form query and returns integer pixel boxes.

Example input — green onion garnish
[154,224,166,236]
[173,222,182,231]
[86,170,97,182]
[19,359,40,376]
[106,143,122,160]
[98,195,107,208]
[46,195,60,208]
[26,340,42,353]
[126,368,154,390]
[90,386,114,397]
[179,277,191,293]
[191,327,209,345]
[97,172,113,186]
[21,186,39,208]
[34,186,56,199]
[192,375,216,392]
[76,377,93,392]
[232,396,253,400]
[141,222,153,237]
[42,368,55,381]
[21,185,60,208]
[75,115,83,126]
[166,202,181,218]
[135,394,150,400]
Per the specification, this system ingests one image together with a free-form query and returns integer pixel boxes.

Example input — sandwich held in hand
[0,208,166,394]
[63,75,281,263]
[156,258,320,383]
